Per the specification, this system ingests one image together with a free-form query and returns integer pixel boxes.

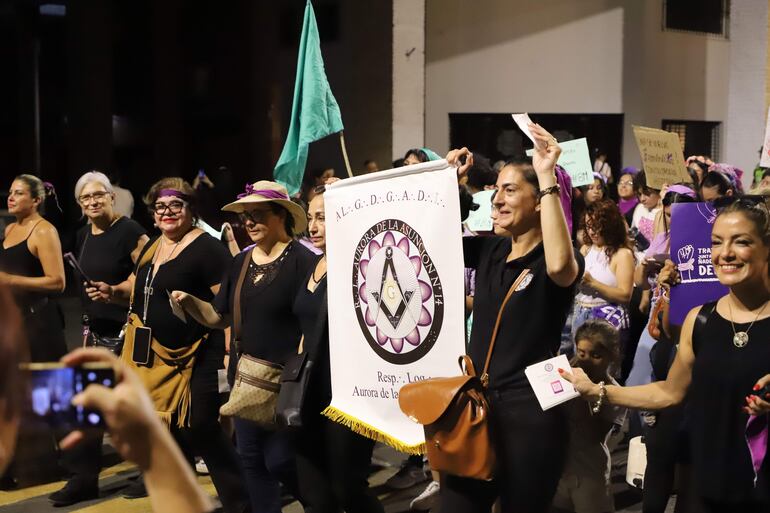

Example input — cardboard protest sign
[668,202,728,324]
[760,106,770,168]
[527,137,593,187]
[632,126,690,189]
[464,190,495,233]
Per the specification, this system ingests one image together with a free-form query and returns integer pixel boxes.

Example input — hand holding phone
[23,362,115,429]
[58,348,177,471]
[63,252,94,286]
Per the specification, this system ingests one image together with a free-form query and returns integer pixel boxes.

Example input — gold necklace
[727,297,770,348]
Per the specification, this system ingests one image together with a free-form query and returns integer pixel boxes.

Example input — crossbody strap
[480,268,531,388]
[232,248,254,354]
[128,237,161,312]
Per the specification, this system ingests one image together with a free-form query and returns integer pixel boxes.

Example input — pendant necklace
[727,297,770,348]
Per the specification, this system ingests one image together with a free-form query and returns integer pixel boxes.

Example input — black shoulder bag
[275,289,328,429]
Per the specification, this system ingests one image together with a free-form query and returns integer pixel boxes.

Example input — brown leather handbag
[398,269,531,481]
[647,287,670,340]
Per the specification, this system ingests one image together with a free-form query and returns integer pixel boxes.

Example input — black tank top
[0,220,47,308]
[690,301,770,504]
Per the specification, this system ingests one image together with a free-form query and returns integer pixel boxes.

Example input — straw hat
[222,180,308,233]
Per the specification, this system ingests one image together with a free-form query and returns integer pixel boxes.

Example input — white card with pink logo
[525,354,580,410]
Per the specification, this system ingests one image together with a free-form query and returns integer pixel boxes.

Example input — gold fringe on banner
[322,405,426,455]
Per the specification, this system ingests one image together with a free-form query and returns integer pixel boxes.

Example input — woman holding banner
[563,197,770,513]
[289,183,385,513]
[443,122,583,513]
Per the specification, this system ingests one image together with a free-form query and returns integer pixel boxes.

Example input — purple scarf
[746,414,768,485]
[618,197,639,216]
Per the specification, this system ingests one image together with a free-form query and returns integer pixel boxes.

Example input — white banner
[323,160,466,453]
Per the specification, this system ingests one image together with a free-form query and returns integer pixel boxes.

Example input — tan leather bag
[219,248,283,426]
[398,269,531,481]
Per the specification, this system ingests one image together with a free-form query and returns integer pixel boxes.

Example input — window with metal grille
[663,0,730,38]
[661,120,721,161]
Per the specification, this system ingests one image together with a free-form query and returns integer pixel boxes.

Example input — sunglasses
[238,208,273,224]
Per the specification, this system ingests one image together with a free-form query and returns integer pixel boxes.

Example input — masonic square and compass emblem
[352,219,444,364]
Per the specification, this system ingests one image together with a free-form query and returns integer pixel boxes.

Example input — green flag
[274,0,344,196]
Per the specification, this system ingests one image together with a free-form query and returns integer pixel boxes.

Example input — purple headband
[708,164,745,193]
[592,172,607,185]
[621,166,639,176]
[236,183,288,200]
[158,189,190,201]
[665,184,697,199]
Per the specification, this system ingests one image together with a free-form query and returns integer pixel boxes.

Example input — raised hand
[445,147,474,181]
[528,123,561,177]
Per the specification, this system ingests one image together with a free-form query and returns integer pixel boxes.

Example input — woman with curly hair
[561,199,635,359]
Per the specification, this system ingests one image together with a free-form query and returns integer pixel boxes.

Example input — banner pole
[339,131,354,178]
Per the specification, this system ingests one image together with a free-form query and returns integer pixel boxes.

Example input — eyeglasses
[78,191,110,204]
[238,208,273,224]
[618,180,634,187]
[152,201,186,215]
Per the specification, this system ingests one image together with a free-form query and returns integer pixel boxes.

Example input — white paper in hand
[167,290,187,323]
[524,354,579,410]
[511,113,543,149]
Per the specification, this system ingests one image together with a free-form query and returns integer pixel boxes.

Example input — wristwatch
[537,184,561,199]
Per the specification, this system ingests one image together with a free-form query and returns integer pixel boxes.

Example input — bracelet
[592,381,606,414]
[538,184,561,199]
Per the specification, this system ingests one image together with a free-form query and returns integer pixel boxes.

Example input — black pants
[440,387,568,513]
[172,339,250,513]
[295,415,383,513]
[642,402,694,513]
[61,432,102,487]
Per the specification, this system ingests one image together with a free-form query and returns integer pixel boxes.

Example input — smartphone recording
[21,363,115,430]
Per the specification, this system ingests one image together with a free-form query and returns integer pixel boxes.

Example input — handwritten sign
[464,190,495,233]
[527,137,593,187]
[632,126,690,189]
[761,107,770,168]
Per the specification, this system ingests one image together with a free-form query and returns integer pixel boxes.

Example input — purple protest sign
[669,202,728,325]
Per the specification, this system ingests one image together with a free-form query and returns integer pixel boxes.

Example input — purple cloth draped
[619,197,639,216]
[746,414,768,483]
[555,165,573,234]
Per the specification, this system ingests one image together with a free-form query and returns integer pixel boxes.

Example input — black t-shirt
[77,217,146,331]
[213,241,317,364]
[464,237,584,390]
[293,274,330,413]
[132,233,231,350]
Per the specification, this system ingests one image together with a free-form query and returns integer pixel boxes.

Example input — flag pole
[339,131,354,178]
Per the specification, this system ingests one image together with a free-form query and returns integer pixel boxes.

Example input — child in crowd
[553,320,626,513]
